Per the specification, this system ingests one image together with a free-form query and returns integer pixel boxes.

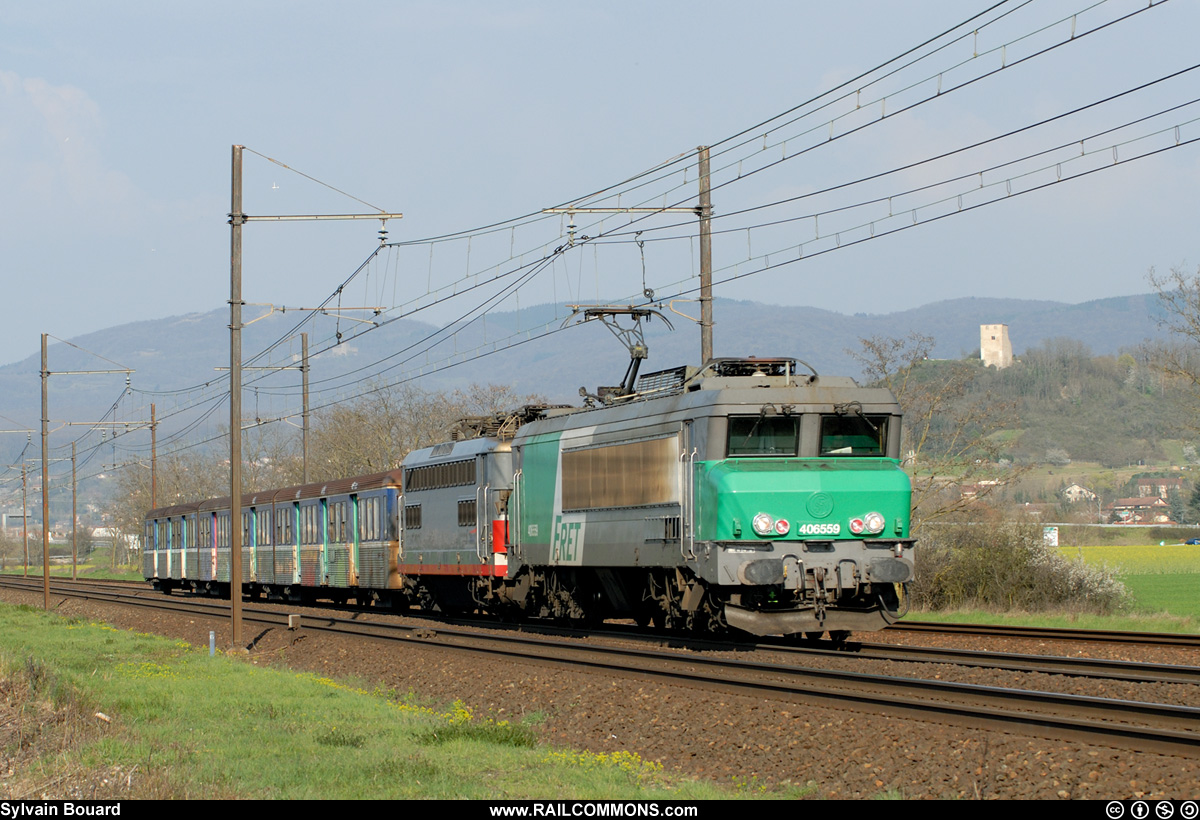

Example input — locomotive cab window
[819,414,888,456]
[727,416,799,457]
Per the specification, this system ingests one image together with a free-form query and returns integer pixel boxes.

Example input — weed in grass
[24,656,47,695]
[871,787,905,800]
[415,720,538,748]
[315,725,366,749]
[115,661,177,680]
[542,749,664,783]
[729,774,818,798]
[519,710,547,726]
[732,774,767,794]
[244,701,279,720]
[369,753,440,781]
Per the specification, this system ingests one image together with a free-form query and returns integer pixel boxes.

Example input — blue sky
[2,0,1199,367]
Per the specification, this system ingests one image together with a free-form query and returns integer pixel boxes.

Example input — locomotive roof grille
[634,365,690,395]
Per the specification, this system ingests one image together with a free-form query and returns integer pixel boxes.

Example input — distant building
[1062,484,1098,503]
[1107,496,1173,525]
[1136,477,1185,498]
[957,480,1002,499]
[981,324,1012,369]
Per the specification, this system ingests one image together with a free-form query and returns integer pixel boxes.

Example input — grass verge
[0,603,807,800]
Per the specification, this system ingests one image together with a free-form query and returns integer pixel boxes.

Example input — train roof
[495,357,899,438]
[403,435,510,467]
[146,469,403,519]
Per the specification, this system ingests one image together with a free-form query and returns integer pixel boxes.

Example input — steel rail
[887,620,1200,648]
[743,638,1200,685]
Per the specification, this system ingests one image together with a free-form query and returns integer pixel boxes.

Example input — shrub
[912,518,1127,613]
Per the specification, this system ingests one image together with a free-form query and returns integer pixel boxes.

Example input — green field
[1122,573,1200,621]
[1062,544,1200,625]
[0,604,787,800]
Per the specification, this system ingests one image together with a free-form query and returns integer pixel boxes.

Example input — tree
[0,529,19,571]
[1187,483,1200,527]
[1148,264,1200,426]
[308,381,540,480]
[849,333,1023,528]
[111,447,230,539]
[1044,447,1071,466]
[1167,486,1187,525]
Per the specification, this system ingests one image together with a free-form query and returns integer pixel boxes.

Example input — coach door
[349,493,361,587]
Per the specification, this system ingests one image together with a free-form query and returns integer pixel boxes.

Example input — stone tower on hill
[981,324,1012,369]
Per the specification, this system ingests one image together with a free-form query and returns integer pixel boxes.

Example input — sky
[2,0,1199,371]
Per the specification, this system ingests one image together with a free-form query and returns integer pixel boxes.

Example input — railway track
[887,619,1200,648]
[4,575,1200,757]
[8,575,1199,677]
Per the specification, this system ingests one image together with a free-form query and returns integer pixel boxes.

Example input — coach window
[300,504,318,545]
[256,510,272,547]
[328,501,348,543]
[727,416,799,457]
[359,497,380,541]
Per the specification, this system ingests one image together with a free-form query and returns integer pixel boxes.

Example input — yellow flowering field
[1059,544,1200,575]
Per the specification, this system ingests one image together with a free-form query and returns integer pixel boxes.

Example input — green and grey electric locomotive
[400,356,913,637]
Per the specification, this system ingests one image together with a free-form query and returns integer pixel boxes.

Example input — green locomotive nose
[696,457,911,542]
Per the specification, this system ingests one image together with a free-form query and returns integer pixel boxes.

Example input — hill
[0,291,1171,471]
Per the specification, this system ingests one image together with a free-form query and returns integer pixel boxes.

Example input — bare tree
[111,448,228,537]
[1148,264,1200,426]
[0,529,18,571]
[241,422,303,490]
[309,381,545,481]
[850,333,1022,528]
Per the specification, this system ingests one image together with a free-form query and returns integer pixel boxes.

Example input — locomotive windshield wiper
[834,400,879,434]
[735,404,794,452]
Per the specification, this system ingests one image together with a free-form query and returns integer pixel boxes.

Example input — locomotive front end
[695,379,914,637]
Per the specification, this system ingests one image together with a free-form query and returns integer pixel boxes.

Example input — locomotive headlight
[849,517,865,535]
[863,511,886,534]
[774,518,790,536]
[752,513,775,536]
